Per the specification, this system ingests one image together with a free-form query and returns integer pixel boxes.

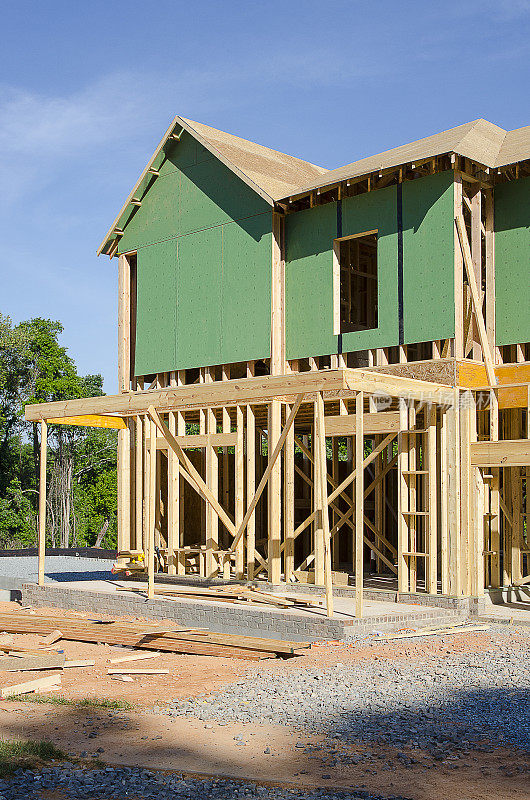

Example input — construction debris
[1,673,61,698]
[109,652,160,665]
[0,653,65,671]
[116,582,322,609]
[380,624,491,640]
[0,611,309,659]
[63,659,96,668]
[40,629,63,645]
[107,669,169,675]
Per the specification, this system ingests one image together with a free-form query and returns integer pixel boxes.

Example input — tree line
[0,313,117,550]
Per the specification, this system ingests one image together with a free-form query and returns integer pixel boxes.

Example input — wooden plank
[108,669,169,675]
[470,440,530,467]
[40,630,63,645]
[109,652,161,664]
[397,399,409,593]
[38,420,46,587]
[324,412,400,436]
[0,653,65,671]
[63,660,95,668]
[117,422,131,556]
[427,405,438,594]
[48,415,127,430]
[1,674,61,698]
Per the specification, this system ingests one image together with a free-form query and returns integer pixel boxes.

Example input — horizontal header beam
[471,439,530,467]
[25,368,456,423]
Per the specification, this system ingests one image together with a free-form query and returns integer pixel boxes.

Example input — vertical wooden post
[268,400,282,584]
[398,399,409,592]
[117,254,131,393]
[147,416,156,600]
[426,405,438,594]
[246,403,256,580]
[271,212,286,376]
[167,410,179,575]
[135,415,143,554]
[355,391,364,617]
[235,405,245,579]
[408,404,417,593]
[374,435,383,574]
[454,172,464,359]
[38,420,47,586]
[510,411,523,585]
[485,190,496,361]
[117,425,130,555]
[205,400,218,578]
[440,408,449,595]
[332,438,340,570]
[313,400,325,586]
[315,392,333,617]
[447,390,461,595]
[489,390,501,587]
[284,402,295,582]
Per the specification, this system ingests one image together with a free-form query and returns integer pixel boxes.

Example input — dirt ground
[0,601,528,800]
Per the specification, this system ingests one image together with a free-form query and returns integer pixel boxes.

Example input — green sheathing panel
[494,176,530,346]
[402,171,455,344]
[285,186,399,361]
[135,240,178,374]
[118,131,272,375]
[285,175,456,361]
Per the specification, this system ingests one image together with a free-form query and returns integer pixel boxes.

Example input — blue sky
[1,0,529,393]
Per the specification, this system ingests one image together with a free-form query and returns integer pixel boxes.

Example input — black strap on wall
[397,183,404,346]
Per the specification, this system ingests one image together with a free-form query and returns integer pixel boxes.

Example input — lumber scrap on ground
[116,582,322,608]
[1,673,61,698]
[380,624,491,640]
[0,653,65,671]
[0,612,309,659]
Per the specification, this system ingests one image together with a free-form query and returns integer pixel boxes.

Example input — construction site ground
[0,601,528,800]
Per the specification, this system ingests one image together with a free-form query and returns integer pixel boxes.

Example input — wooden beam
[25,368,454,423]
[118,254,131,393]
[147,416,156,599]
[38,420,47,586]
[455,214,496,385]
[470,440,530,467]
[47,415,127,430]
[151,432,238,450]
[324,412,400,436]
[355,391,364,617]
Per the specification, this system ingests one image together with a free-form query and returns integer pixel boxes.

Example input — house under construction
[25,116,530,614]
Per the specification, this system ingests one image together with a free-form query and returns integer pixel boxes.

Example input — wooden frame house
[26,117,530,613]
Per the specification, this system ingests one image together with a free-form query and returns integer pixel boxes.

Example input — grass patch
[0,739,65,776]
[5,695,131,710]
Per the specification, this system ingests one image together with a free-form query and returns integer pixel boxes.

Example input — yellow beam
[47,415,127,430]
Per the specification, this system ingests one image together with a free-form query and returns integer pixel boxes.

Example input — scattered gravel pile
[0,765,410,800]
[167,627,530,755]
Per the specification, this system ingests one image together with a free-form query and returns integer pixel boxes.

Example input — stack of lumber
[0,611,308,660]
[117,582,322,609]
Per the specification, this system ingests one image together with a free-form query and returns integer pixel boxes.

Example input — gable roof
[281,119,525,199]
[99,116,530,256]
[98,115,327,256]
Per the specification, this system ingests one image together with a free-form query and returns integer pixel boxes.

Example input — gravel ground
[166,626,530,758]
[0,556,114,585]
[0,766,410,799]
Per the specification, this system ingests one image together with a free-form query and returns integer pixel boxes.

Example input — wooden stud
[398,399,409,592]
[426,405,438,594]
[147,416,156,599]
[38,420,47,586]
[246,403,256,580]
[118,254,131,393]
[235,406,244,578]
[268,399,282,584]
[313,399,325,587]
[355,391,364,617]
[315,392,334,616]
[284,402,295,582]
